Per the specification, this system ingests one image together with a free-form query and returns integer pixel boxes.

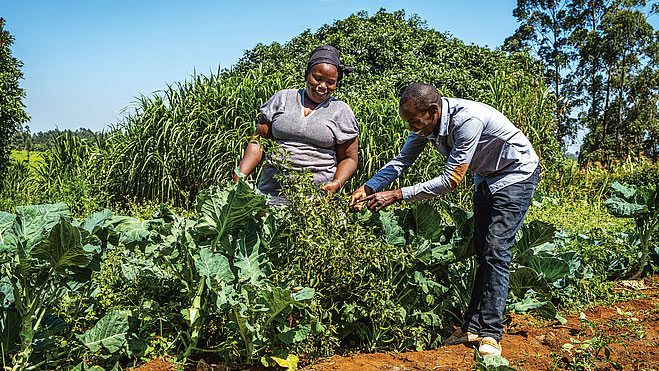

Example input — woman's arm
[322,137,358,193]
[233,121,272,182]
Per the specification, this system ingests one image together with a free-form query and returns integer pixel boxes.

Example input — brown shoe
[478,336,502,356]
[444,328,481,345]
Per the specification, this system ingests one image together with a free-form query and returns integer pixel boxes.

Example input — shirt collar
[428,97,449,139]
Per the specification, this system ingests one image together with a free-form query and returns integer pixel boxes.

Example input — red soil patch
[136,276,659,370]
[305,276,659,370]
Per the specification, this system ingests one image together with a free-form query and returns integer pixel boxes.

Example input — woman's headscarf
[305,45,353,82]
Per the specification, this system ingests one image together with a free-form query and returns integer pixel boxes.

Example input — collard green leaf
[0,308,20,354]
[261,287,296,325]
[33,217,88,270]
[509,266,545,297]
[513,221,556,264]
[292,287,314,301]
[80,209,113,234]
[604,196,646,218]
[12,203,71,255]
[109,216,152,248]
[194,248,234,284]
[528,256,570,283]
[195,181,267,246]
[610,181,637,199]
[412,203,445,240]
[234,230,265,286]
[0,211,16,247]
[277,324,311,344]
[378,211,406,246]
[77,310,130,353]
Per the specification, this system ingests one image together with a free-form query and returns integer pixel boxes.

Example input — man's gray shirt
[364,97,539,201]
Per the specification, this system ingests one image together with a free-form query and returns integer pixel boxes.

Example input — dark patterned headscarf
[305,45,353,82]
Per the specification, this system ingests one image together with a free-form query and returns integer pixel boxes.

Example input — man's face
[399,100,439,137]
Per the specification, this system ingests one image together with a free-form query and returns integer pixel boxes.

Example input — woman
[235,45,359,204]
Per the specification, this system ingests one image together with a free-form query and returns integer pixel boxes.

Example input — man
[349,82,540,356]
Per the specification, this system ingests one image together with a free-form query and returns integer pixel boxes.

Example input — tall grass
[101,67,297,207]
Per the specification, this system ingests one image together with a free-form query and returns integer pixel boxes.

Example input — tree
[0,17,30,182]
[506,1,659,164]
[575,1,658,163]
[504,0,576,144]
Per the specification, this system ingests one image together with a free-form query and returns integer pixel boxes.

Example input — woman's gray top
[257,89,359,201]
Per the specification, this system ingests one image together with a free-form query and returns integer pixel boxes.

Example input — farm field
[9,150,43,166]
[305,277,659,370]
[1,8,659,371]
[133,276,659,370]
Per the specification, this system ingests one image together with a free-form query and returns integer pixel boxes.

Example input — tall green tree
[504,0,576,143]
[507,0,659,163]
[0,17,30,182]
[575,1,658,163]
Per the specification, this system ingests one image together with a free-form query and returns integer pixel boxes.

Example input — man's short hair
[400,82,440,112]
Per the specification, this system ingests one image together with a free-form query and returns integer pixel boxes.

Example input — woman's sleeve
[331,104,359,144]
[258,90,286,123]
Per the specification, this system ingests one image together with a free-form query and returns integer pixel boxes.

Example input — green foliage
[505,0,659,163]
[0,179,650,369]
[559,313,626,370]
[96,9,559,206]
[0,18,30,190]
[604,181,658,278]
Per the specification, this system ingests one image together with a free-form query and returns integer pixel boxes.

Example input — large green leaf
[261,287,297,325]
[412,203,445,240]
[0,308,20,354]
[195,181,267,246]
[513,221,556,264]
[0,211,16,247]
[33,217,88,270]
[528,256,569,283]
[109,216,152,248]
[604,196,646,218]
[509,266,545,297]
[12,203,70,255]
[508,292,566,324]
[80,209,113,234]
[277,324,311,344]
[378,211,406,246]
[194,248,234,285]
[234,230,265,286]
[610,181,637,199]
[77,310,131,353]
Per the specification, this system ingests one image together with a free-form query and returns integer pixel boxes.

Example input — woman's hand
[321,180,342,194]
[349,184,373,211]
[361,189,403,212]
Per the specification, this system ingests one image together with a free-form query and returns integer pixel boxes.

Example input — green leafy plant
[0,204,110,369]
[604,181,658,278]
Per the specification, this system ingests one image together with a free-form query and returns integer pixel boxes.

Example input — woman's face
[305,63,339,104]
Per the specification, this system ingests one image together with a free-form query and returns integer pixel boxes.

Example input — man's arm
[363,132,429,192]
[350,132,427,210]
[401,118,484,201]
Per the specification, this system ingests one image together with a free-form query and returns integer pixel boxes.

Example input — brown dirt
[135,276,659,371]
[130,356,177,371]
[305,276,659,371]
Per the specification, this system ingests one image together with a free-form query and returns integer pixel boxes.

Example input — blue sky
[4,1,541,132]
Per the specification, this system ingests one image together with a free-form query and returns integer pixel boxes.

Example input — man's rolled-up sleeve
[402,118,484,201]
[364,133,428,192]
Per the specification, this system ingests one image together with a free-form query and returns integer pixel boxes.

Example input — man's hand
[362,189,403,212]
[349,184,373,211]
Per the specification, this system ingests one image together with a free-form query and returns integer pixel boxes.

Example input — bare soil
[134,276,659,371]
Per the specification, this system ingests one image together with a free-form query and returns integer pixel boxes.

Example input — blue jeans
[462,167,540,341]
